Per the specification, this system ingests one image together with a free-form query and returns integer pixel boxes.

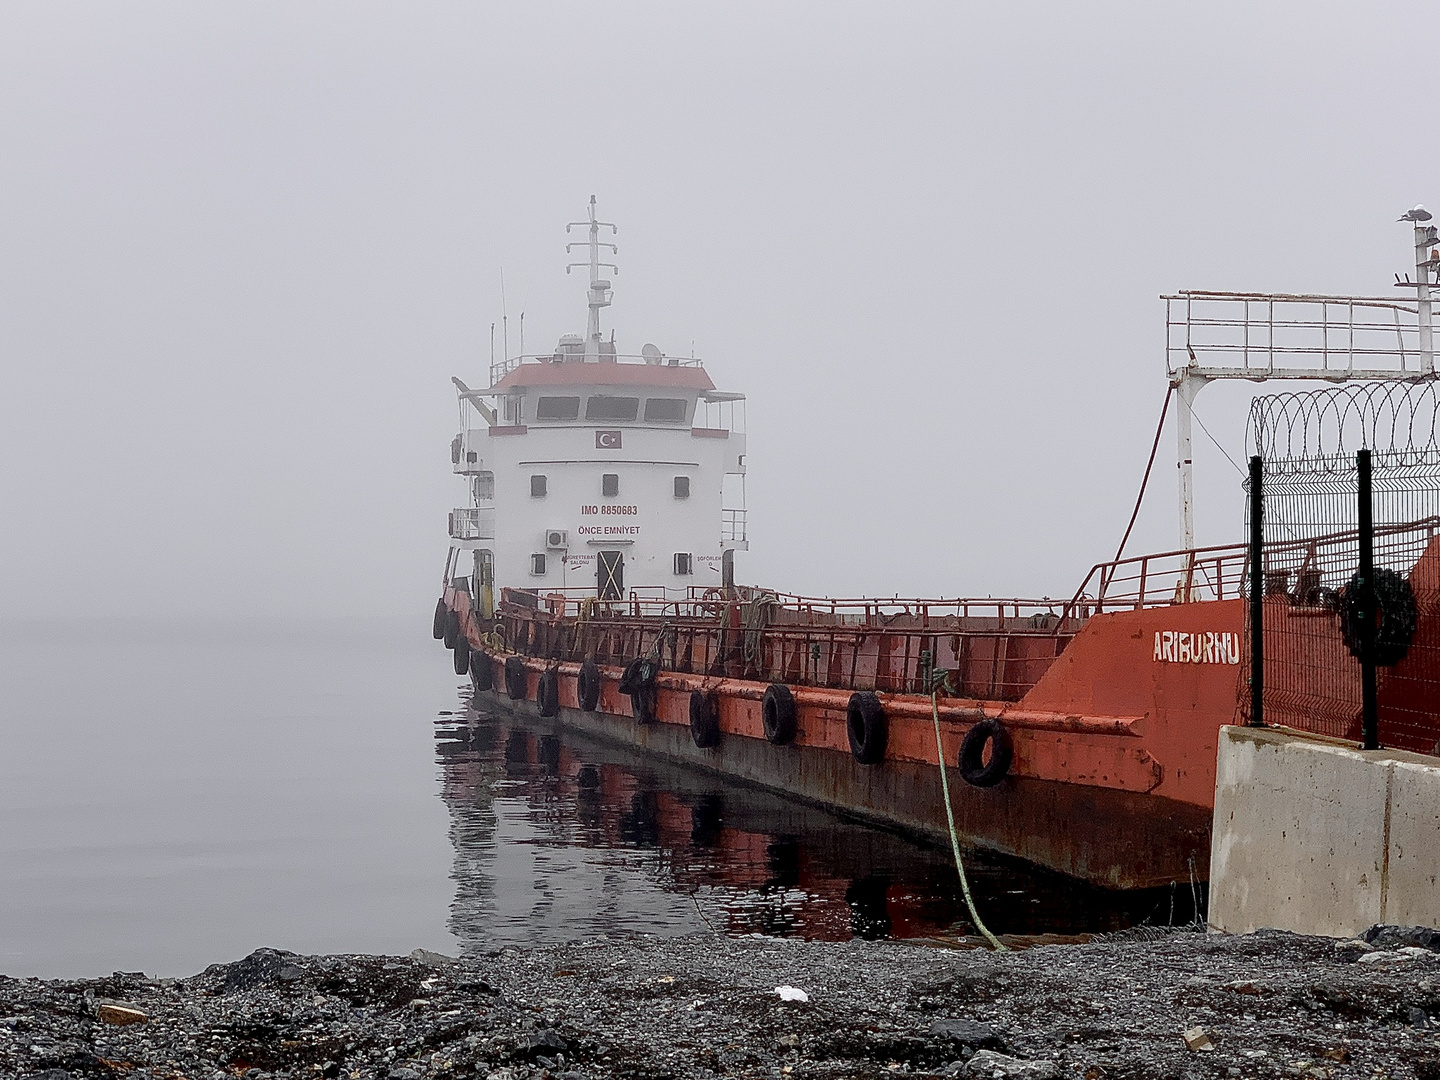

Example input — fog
[3,3,1437,620]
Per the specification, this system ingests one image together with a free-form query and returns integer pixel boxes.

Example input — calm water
[0,619,1184,979]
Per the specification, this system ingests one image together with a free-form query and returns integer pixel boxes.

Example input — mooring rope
[928,667,1007,951]
[741,591,778,673]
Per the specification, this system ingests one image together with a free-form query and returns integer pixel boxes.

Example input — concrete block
[1385,758,1440,928]
[1209,726,1440,938]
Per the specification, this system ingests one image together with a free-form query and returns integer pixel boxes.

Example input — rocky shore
[3,926,1438,1080]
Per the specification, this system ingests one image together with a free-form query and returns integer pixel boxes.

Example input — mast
[567,195,618,360]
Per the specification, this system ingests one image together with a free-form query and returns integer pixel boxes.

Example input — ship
[434,198,1440,891]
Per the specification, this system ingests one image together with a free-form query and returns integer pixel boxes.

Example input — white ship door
[597,550,624,601]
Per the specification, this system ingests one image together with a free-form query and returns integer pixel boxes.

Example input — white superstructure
[445,198,748,615]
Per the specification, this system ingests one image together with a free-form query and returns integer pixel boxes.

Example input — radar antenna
[566,195,618,359]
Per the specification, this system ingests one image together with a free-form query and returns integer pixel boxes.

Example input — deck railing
[1060,516,1440,623]
[496,589,1073,699]
[448,507,496,541]
[501,585,1073,627]
[489,352,705,386]
[722,509,747,543]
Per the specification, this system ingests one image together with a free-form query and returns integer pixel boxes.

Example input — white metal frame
[1165,213,1439,558]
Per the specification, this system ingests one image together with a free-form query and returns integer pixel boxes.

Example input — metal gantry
[1165,209,1439,573]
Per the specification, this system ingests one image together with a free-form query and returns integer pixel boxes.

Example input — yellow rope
[928,670,1007,951]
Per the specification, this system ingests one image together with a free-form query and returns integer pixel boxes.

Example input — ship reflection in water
[434,700,1200,947]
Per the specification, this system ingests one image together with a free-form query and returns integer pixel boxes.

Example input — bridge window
[602,473,620,497]
[530,474,547,497]
[536,396,581,421]
[585,395,639,421]
[673,552,693,575]
[644,398,688,423]
[673,476,690,499]
[530,553,547,576]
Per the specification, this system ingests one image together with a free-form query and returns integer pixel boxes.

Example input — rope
[644,621,674,663]
[928,667,1007,951]
[741,591,778,673]
[1113,385,1174,563]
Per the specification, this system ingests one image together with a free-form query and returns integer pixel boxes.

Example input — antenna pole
[500,270,509,362]
[519,312,524,358]
[587,197,601,353]
[1415,221,1434,376]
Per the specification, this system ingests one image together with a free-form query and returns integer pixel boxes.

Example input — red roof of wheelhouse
[490,361,716,393]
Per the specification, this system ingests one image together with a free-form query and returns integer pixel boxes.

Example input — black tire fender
[762,683,797,745]
[846,691,887,764]
[443,610,460,650]
[958,718,1013,788]
[537,669,560,717]
[469,650,493,691]
[451,633,470,675]
[432,598,448,640]
[618,657,658,695]
[689,689,721,748]
[504,656,528,701]
[1341,567,1419,667]
[577,660,602,712]
[630,683,658,724]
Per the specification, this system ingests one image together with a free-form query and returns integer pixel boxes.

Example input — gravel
[3,926,1439,1080]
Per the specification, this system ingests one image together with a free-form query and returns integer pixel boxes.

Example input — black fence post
[1249,455,1264,728]
[1357,448,1379,750]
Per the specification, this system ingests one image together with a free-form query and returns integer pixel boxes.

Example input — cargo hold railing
[498,586,1075,629]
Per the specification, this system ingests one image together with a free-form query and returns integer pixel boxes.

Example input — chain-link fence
[1241,381,1440,756]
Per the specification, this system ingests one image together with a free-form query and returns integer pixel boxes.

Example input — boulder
[96,1004,148,1026]
[1361,925,1440,952]
[519,1029,568,1058]
[930,1018,1007,1052]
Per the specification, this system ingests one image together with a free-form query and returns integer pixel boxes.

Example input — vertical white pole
[1416,222,1434,376]
[1176,373,1202,555]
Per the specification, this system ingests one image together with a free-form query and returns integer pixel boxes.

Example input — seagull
[1399,204,1432,222]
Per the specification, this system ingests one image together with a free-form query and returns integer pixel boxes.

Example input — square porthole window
[673,476,690,499]
[602,473,620,497]
[530,474,547,497]
[530,553,547,576]
[673,552,693,575]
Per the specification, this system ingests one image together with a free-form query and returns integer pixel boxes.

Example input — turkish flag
[595,430,622,449]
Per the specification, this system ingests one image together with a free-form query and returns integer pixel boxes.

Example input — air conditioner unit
[546,529,569,550]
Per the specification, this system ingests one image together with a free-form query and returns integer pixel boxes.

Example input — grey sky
[2,3,1437,620]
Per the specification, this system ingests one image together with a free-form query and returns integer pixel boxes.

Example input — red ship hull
[440,532,1440,890]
